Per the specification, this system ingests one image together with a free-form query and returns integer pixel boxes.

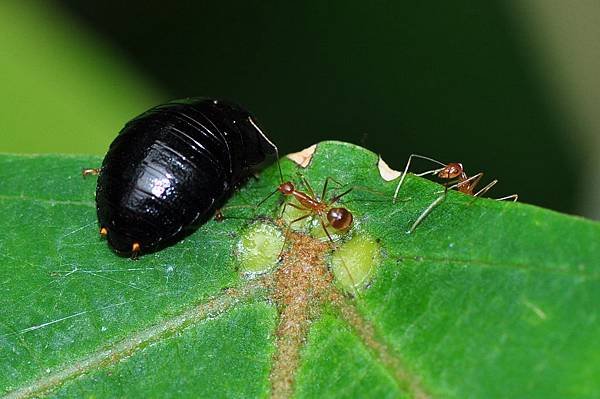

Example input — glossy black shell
[96,98,276,253]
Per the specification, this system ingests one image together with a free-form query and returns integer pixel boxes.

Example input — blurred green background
[1,1,599,218]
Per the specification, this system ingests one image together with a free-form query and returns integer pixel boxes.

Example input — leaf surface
[1,142,599,398]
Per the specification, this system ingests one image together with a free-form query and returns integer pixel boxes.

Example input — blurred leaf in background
[0,1,161,154]
[511,0,600,220]
[2,1,599,218]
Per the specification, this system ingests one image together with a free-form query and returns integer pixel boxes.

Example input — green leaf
[1,141,599,398]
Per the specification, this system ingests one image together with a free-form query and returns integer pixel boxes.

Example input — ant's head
[279,181,295,195]
[327,207,353,230]
[438,163,464,179]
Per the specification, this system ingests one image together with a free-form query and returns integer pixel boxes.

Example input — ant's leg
[393,154,446,203]
[278,212,312,260]
[335,184,414,204]
[318,216,337,248]
[496,194,519,202]
[322,178,396,206]
[280,200,307,219]
[279,201,290,219]
[321,177,333,200]
[299,175,317,199]
[318,215,360,297]
[82,167,101,177]
[290,213,312,225]
[445,172,483,193]
[283,202,307,220]
[431,178,459,199]
[321,176,345,200]
[407,193,447,234]
[329,188,353,205]
[346,184,385,198]
[322,176,406,205]
[279,200,290,219]
[474,179,497,197]
[470,180,519,205]
[473,178,518,202]
[287,202,305,210]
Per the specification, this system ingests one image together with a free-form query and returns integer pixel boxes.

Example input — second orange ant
[393,154,518,233]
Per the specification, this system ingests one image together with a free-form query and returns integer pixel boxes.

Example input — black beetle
[89,98,277,255]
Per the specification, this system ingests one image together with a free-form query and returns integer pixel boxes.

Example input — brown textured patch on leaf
[269,228,333,399]
[267,222,429,399]
[286,144,317,168]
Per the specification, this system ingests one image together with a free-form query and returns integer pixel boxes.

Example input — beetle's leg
[131,242,141,260]
[82,167,101,178]
[213,204,257,222]
[214,210,225,222]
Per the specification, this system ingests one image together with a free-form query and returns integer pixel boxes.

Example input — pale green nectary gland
[330,234,381,292]
[236,222,284,277]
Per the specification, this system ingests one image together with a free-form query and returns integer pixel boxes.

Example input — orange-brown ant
[216,151,354,245]
[257,172,361,294]
[258,175,354,245]
[228,154,367,294]
[393,154,518,233]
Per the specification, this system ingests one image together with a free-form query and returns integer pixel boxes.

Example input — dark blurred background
[2,1,599,218]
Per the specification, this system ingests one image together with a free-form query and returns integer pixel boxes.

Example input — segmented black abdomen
[96,98,276,253]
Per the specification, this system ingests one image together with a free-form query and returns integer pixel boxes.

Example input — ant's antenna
[275,148,284,184]
[393,154,447,203]
[257,187,280,208]
[410,154,447,168]
[248,116,284,183]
